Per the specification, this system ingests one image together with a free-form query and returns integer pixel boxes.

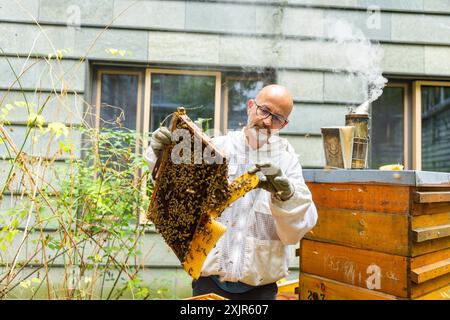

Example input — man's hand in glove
[150,126,172,156]
[248,162,295,201]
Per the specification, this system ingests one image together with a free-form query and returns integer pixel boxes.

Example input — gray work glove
[248,162,295,201]
[150,126,172,156]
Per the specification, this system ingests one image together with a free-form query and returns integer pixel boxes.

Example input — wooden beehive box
[276,279,299,300]
[185,293,228,300]
[297,169,450,300]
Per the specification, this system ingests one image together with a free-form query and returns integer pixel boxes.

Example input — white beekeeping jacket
[144,128,318,286]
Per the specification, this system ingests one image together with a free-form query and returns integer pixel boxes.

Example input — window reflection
[97,72,141,173]
[150,73,215,132]
[100,73,139,130]
[422,86,450,172]
[370,86,405,169]
[226,79,264,131]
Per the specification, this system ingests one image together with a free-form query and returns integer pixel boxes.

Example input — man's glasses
[253,100,289,129]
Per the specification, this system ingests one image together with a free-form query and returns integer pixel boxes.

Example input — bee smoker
[345,112,370,169]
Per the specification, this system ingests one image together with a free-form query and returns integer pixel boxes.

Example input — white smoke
[324,18,387,114]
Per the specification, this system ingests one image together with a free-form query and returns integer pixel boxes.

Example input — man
[145,84,317,300]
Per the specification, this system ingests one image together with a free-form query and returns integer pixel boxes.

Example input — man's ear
[247,99,253,112]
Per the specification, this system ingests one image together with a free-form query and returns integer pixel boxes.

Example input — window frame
[388,82,409,170]
[92,68,146,223]
[142,68,222,145]
[94,68,144,155]
[369,81,410,170]
[412,80,450,170]
[140,68,222,224]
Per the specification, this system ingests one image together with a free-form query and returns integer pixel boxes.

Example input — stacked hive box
[297,170,450,300]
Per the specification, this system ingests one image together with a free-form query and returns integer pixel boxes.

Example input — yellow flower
[1,103,14,116]
[105,48,131,57]
[14,101,32,108]
[48,49,67,60]
[56,50,63,60]
[106,48,119,56]
[27,113,45,128]
[31,278,41,284]
[47,122,69,138]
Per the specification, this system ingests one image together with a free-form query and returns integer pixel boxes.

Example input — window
[370,83,408,169]
[415,81,450,172]
[143,69,221,136]
[370,80,450,172]
[93,69,144,164]
[94,69,143,132]
[224,76,265,132]
[93,66,273,137]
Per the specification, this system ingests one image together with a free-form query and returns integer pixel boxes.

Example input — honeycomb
[147,109,231,263]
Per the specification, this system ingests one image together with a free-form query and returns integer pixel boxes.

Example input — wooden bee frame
[147,107,259,279]
[147,108,227,276]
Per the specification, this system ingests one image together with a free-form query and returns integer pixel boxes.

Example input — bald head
[255,85,294,118]
[244,84,293,148]
[246,84,293,131]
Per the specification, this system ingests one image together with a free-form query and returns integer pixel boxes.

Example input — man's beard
[246,124,272,148]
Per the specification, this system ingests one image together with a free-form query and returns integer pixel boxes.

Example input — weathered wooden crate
[297,170,450,300]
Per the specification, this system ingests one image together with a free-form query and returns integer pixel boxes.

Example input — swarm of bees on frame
[147,114,232,263]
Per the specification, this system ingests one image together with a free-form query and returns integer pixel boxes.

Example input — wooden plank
[299,273,398,300]
[306,183,410,214]
[411,248,450,269]
[413,224,450,242]
[412,202,450,216]
[300,239,408,297]
[415,284,450,300]
[411,273,450,299]
[412,237,450,257]
[411,258,450,284]
[305,207,409,256]
[185,293,228,300]
[414,191,450,203]
[412,212,450,229]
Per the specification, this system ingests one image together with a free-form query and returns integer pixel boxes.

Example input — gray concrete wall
[1,0,449,298]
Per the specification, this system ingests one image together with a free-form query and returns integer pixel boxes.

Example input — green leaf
[136,287,149,299]
[5,231,16,243]
[11,218,19,229]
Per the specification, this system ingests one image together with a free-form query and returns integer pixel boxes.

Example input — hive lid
[303,169,450,187]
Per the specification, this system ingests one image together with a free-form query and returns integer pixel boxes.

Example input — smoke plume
[324,18,387,114]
